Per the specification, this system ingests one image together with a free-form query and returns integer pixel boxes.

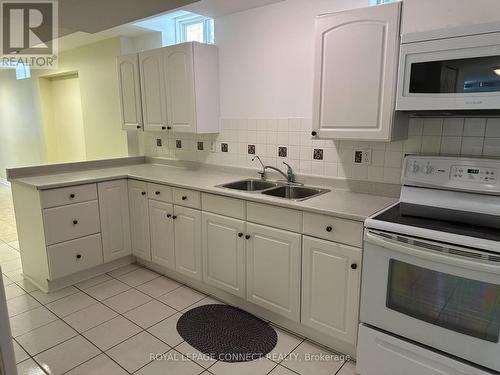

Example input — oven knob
[424,165,434,174]
[408,163,419,173]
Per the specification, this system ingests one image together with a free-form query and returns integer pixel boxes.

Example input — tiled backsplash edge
[144,117,500,185]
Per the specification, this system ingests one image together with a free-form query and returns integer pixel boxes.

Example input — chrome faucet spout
[252,156,266,179]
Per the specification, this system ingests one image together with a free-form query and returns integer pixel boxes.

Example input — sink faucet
[252,156,296,183]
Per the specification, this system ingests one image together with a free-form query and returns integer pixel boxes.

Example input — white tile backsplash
[145,117,500,185]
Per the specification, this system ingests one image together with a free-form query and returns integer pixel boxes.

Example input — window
[175,14,214,44]
[0,61,30,79]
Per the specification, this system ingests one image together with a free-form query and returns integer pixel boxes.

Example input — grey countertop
[10,163,397,222]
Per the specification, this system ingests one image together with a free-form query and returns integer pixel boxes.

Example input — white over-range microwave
[397,22,500,112]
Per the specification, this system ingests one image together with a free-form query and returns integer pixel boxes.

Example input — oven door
[361,229,500,372]
[397,31,500,111]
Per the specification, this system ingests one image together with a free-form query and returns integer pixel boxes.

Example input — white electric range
[357,155,500,375]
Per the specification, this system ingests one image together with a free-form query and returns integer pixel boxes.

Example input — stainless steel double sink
[216,179,330,201]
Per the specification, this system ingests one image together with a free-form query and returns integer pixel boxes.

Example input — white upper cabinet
[139,49,168,132]
[312,2,407,141]
[117,54,143,131]
[134,42,219,134]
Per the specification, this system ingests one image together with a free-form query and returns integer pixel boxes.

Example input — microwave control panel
[450,166,497,184]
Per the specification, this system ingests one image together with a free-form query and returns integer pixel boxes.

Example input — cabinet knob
[166,214,172,218]
[141,191,146,195]
[69,193,75,199]
[181,196,187,200]
[238,232,243,237]
[72,220,78,225]
[245,234,251,240]
[167,126,172,130]
[136,125,141,129]
[155,191,160,195]
[326,226,333,232]
[351,263,358,270]
[311,131,317,136]
[76,254,82,260]
[161,126,166,130]
[172,215,177,219]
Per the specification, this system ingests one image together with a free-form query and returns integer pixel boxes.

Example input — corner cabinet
[118,42,220,134]
[117,54,143,131]
[312,2,407,141]
[128,180,151,261]
[174,205,202,281]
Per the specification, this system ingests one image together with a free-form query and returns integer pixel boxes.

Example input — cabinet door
[246,223,301,322]
[164,43,196,133]
[128,180,151,261]
[202,212,245,298]
[139,49,167,132]
[117,54,143,131]
[98,180,131,262]
[174,205,202,280]
[149,200,175,270]
[312,2,401,140]
[301,236,361,345]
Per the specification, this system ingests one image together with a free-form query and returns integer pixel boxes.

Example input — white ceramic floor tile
[182,296,223,312]
[5,283,26,300]
[134,349,205,375]
[107,263,140,277]
[16,319,78,356]
[267,327,303,363]
[210,357,276,375]
[123,299,176,328]
[106,331,170,373]
[158,286,206,310]
[15,279,39,293]
[136,276,182,297]
[102,288,152,313]
[63,302,118,333]
[46,292,96,317]
[66,354,128,375]
[268,365,298,375]
[2,273,13,286]
[83,315,142,351]
[1,257,22,272]
[13,339,29,364]
[7,294,41,317]
[4,269,24,282]
[175,341,217,369]
[85,279,130,301]
[34,335,100,375]
[283,341,344,375]
[74,274,112,290]
[147,312,184,347]
[115,267,160,287]
[30,286,79,305]
[9,306,58,337]
[17,358,46,375]
[337,361,357,375]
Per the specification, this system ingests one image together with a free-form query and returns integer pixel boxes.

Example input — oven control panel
[403,156,500,193]
[450,165,497,183]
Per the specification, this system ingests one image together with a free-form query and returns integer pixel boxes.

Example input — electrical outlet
[156,138,162,147]
[354,149,372,165]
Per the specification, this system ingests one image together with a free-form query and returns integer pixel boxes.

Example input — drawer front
[43,201,101,245]
[201,193,245,220]
[147,183,173,203]
[303,212,362,247]
[173,188,201,209]
[247,202,302,232]
[41,183,97,209]
[47,234,103,279]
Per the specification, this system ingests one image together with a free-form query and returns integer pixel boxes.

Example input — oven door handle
[365,230,500,275]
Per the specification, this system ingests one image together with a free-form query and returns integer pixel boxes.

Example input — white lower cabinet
[246,223,301,322]
[174,205,202,280]
[149,200,175,270]
[301,236,362,345]
[202,212,246,298]
[128,180,151,261]
[98,180,132,262]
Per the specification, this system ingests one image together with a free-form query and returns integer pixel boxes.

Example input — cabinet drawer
[303,212,362,247]
[40,184,97,209]
[43,201,101,245]
[147,183,173,203]
[47,234,103,279]
[247,202,302,232]
[202,193,245,220]
[173,188,201,209]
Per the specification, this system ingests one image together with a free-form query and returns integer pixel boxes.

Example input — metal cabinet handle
[69,193,75,199]
[166,214,172,218]
[172,215,177,219]
[76,254,82,260]
[311,131,317,136]
[141,191,146,195]
[351,263,358,270]
[181,196,187,200]
[136,125,141,129]
[155,191,160,195]
[238,232,243,237]
[245,234,251,240]
[72,220,78,225]
[161,126,166,130]
[167,126,172,130]
[326,226,333,232]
